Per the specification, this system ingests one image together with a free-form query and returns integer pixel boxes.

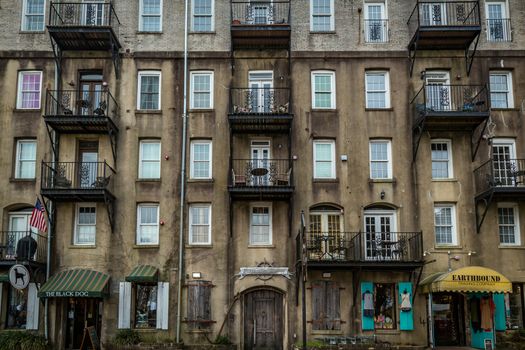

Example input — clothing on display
[363,291,374,317]
[400,291,412,312]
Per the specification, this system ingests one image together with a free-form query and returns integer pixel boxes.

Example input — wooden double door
[244,290,283,350]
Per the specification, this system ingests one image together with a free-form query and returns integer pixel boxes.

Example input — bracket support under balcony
[465,34,480,77]
[475,192,494,233]
[471,118,489,161]
[104,194,115,233]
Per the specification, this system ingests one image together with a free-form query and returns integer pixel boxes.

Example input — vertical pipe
[428,293,434,349]
[176,0,190,343]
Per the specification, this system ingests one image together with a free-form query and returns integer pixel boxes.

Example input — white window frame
[139,0,163,32]
[490,71,514,109]
[431,139,453,179]
[190,71,214,109]
[433,204,458,246]
[192,0,214,32]
[21,0,46,32]
[136,203,160,245]
[190,140,212,179]
[189,204,212,245]
[16,71,43,109]
[249,203,273,246]
[365,71,390,108]
[364,2,388,43]
[310,0,335,32]
[497,203,521,246]
[313,140,336,179]
[369,140,392,179]
[74,203,97,246]
[139,140,161,179]
[15,139,37,179]
[485,1,510,42]
[311,71,336,109]
[137,71,161,110]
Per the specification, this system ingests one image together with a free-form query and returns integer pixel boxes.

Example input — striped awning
[125,265,158,283]
[38,269,110,298]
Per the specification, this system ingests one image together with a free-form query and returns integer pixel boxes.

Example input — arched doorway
[243,289,283,350]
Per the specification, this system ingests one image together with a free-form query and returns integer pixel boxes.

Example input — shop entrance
[243,289,283,350]
[432,293,465,346]
[65,298,102,350]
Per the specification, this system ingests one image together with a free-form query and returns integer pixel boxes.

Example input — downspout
[176,0,190,343]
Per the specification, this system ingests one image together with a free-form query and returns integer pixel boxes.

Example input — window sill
[20,30,45,34]
[432,178,458,182]
[313,178,338,183]
[133,244,160,249]
[9,178,36,183]
[375,329,401,334]
[187,178,214,183]
[365,108,393,111]
[135,109,162,115]
[69,245,97,249]
[311,108,337,112]
[248,245,275,249]
[136,179,161,183]
[136,31,163,34]
[433,245,462,250]
[189,108,214,112]
[368,178,395,183]
[13,108,41,113]
[190,31,216,34]
[310,31,336,34]
[186,244,213,249]
[498,245,525,249]
[133,328,162,332]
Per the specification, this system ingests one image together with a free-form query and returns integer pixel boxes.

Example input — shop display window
[505,283,524,329]
[6,286,27,329]
[374,283,396,329]
[134,284,157,328]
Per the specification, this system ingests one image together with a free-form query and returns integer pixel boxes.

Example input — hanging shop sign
[9,264,30,290]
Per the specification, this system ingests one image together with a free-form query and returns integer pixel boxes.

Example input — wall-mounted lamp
[102,81,108,87]
[380,190,385,200]
[423,250,432,257]
[164,154,169,160]
[448,251,460,272]
[159,220,165,225]
[420,71,426,80]
[468,251,477,256]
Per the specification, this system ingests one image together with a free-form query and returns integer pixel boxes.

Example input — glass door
[249,71,273,113]
[78,141,99,188]
[82,0,104,26]
[365,3,386,42]
[425,71,451,111]
[309,212,343,260]
[249,0,273,24]
[8,212,35,259]
[364,211,396,260]
[487,2,508,41]
[250,141,270,186]
[79,72,103,116]
[492,140,517,186]
[420,3,447,26]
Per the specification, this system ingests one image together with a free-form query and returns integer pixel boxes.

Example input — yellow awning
[420,266,512,293]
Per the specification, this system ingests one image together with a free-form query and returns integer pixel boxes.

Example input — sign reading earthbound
[451,274,502,283]
[43,291,93,298]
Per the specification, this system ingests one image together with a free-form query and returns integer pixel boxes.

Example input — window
[364,209,397,260]
[22,0,45,31]
[190,140,212,179]
[189,204,211,245]
[431,140,453,179]
[364,2,387,43]
[190,72,213,109]
[311,281,341,330]
[313,140,335,179]
[6,283,39,330]
[309,205,344,260]
[490,72,513,108]
[492,138,517,186]
[505,284,524,329]
[498,205,520,245]
[369,140,392,179]
[119,281,169,330]
[17,71,42,109]
[311,71,335,109]
[434,204,457,245]
[15,140,36,179]
[139,0,162,32]
[74,204,96,245]
[134,284,157,328]
[137,71,161,110]
[486,1,511,42]
[310,0,334,32]
[250,204,272,245]
[137,204,159,245]
[139,140,161,179]
[192,0,213,32]
[187,280,213,329]
[365,71,390,108]
[374,283,396,329]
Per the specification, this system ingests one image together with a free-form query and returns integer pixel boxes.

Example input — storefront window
[134,284,157,328]
[6,286,27,328]
[505,283,524,329]
[374,283,396,329]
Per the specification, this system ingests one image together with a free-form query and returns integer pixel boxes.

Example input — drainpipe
[176,0,190,343]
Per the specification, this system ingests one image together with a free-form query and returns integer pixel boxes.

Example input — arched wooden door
[244,289,283,350]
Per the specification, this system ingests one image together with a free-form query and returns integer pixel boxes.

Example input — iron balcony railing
[49,2,120,35]
[408,1,481,34]
[411,84,489,115]
[474,158,525,195]
[45,89,118,119]
[230,159,292,187]
[0,231,47,264]
[486,19,511,42]
[41,161,115,191]
[364,19,389,43]
[230,88,291,115]
[231,1,290,26]
[306,231,423,263]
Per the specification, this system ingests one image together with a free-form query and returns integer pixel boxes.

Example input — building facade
[0,0,524,349]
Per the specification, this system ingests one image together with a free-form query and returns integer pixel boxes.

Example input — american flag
[30,199,47,232]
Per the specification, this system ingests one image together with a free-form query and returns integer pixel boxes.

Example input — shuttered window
[310,281,341,330]
[187,280,213,329]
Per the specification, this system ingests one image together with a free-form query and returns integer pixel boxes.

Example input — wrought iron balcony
[231,1,291,49]
[44,89,118,134]
[486,19,512,42]
[474,159,525,198]
[305,231,423,268]
[229,158,293,200]
[0,231,47,265]
[229,87,292,133]
[364,19,389,43]
[47,2,121,51]
[41,161,115,202]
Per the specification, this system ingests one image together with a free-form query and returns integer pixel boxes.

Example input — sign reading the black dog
[9,264,29,290]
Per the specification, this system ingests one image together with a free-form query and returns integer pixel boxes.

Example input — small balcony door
[250,140,270,186]
[79,72,103,116]
[486,2,509,41]
[365,3,386,42]
[364,211,397,260]
[420,3,447,26]
[8,211,38,259]
[309,210,344,260]
[425,71,451,111]
[249,71,273,113]
[249,0,273,25]
[82,0,105,26]
[492,139,517,186]
[78,141,99,188]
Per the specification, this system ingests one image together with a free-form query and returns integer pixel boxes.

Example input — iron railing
[486,19,511,42]
[230,159,292,187]
[364,19,389,43]
[45,89,118,119]
[408,1,481,34]
[411,84,489,115]
[231,1,290,26]
[0,231,47,264]
[306,231,423,263]
[474,158,525,195]
[49,2,120,35]
[41,161,115,190]
[230,88,291,115]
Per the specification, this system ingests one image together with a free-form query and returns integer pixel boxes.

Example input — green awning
[125,265,158,283]
[38,269,110,298]
[0,273,9,283]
